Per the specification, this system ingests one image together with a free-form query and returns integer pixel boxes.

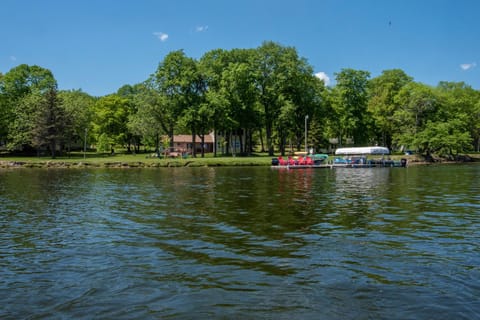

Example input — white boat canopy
[335,146,390,155]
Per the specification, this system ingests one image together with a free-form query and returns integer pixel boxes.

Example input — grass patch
[0,152,274,168]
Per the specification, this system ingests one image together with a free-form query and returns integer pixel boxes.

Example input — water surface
[1,165,479,319]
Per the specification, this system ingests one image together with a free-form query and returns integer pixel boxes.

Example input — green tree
[93,94,132,152]
[7,91,43,152]
[333,68,371,146]
[128,82,165,154]
[278,59,325,153]
[0,64,56,149]
[199,49,233,156]
[31,87,70,158]
[253,42,290,156]
[436,81,480,152]
[254,41,320,155]
[414,119,472,157]
[174,55,207,158]
[218,60,260,154]
[393,82,439,153]
[368,69,413,149]
[0,72,5,143]
[116,84,143,153]
[199,48,262,155]
[474,101,480,152]
[308,85,334,151]
[59,89,96,152]
[153,50,200,153]
[8,86,69,158]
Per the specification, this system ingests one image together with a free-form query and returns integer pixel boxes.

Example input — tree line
[1,41,479,158]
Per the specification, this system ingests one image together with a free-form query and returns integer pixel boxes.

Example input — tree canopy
[1,42,479,158]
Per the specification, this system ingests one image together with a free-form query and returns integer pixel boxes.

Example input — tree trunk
[245,129,253,156]
[191,129,197,158]
[168,127,174,151]
[50,140,56,159]
[200,134,205,158]
[266,123,274,156]
[238,131,244,154]
[213,128,217,157]
[155,133,160,157]
[280,134,287,156]
[225,131,230,155]
[259,129,265,152]
[230,131,236,157]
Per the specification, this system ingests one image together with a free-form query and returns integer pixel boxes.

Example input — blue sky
[1,0,479,96]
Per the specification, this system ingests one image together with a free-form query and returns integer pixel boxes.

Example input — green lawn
[0,151,275,168]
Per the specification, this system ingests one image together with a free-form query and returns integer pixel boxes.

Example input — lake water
[1,165,479,319]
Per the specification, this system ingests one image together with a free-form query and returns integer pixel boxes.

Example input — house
[165,131,245,155]
[170,134,215,154]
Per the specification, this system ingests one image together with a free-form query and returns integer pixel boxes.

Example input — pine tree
[31,87,69,158]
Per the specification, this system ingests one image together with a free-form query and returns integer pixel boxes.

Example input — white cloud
[460,62,476,71]
[314,71,331,85]
[153,32,169,42]
[10,55,17,61]
[195,25,208,32]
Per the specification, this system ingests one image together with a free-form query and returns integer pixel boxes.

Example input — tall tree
[278,56,325,152]
[368,69,413,149]
[176,56,207,158]
[0,64,56,149]
[31,86,69,158]
[0,72,7,144]
[59,89,96,152]
[116,84,144,152]
[254,41,319,156]
[311,86,334,151]
[200,48,261,155]
[474,101,480,152]
[393,82,439,154]
[93,94,132,152]
[219,60,260,154]
[8,85,69,158]
[153,50,201,154]
[128,82,165,154]
[253,42,289,156]
[333,68,371,146]
[7,91,42,152]
[199,49,233,156]
[414,119,472,157]
[436,81,480,152]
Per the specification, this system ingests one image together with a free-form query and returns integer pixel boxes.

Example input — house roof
[173,134,214,143]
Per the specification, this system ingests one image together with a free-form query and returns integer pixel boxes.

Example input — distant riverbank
[0,153,478,169]
[0,155,273,169]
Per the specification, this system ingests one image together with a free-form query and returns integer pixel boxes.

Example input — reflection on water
[1,166,479,319]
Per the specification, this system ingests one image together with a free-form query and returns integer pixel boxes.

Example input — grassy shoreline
[0,153,274,168]
[1,152,479,169]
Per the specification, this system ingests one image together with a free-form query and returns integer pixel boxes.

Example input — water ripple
[1,166,479,319]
